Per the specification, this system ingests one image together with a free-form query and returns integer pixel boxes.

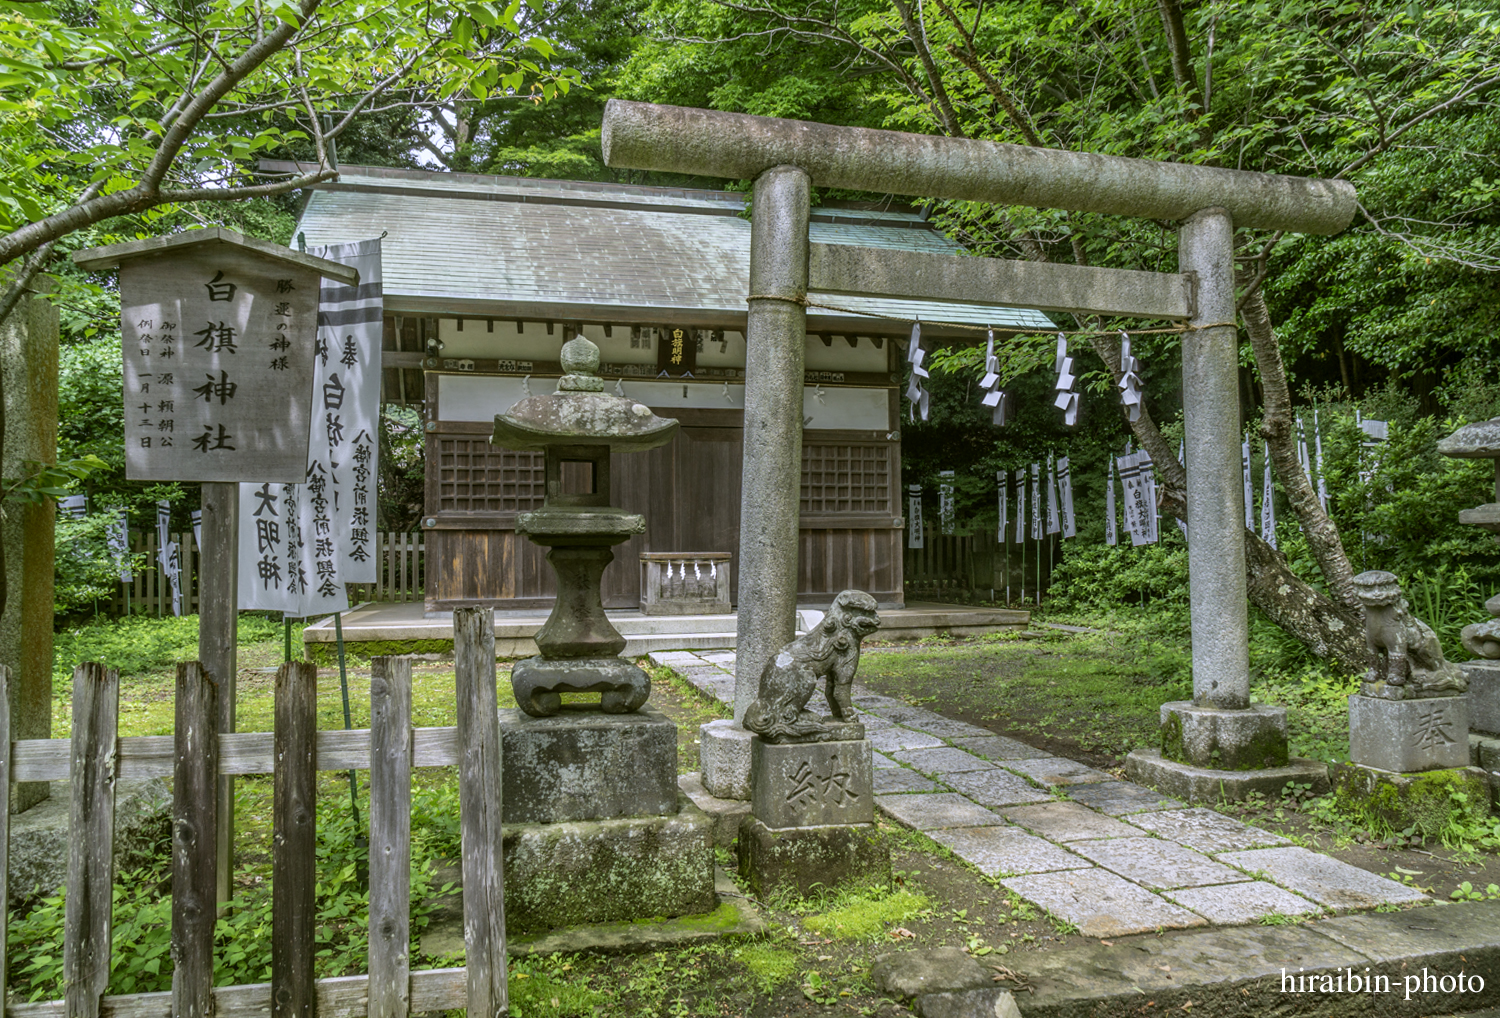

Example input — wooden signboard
[655,325,697,377]
[76,228,358,483]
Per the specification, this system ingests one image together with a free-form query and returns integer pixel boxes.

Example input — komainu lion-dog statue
[1353,570,1467,700]
[743,589,881,743]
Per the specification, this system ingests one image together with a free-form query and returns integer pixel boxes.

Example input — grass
[799,888,931,941]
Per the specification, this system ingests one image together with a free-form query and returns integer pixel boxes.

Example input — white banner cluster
[1118,331,1143,422]
[905,321,930,422]
[238,239,382,616]
[1052,334,1078,425]
[979,329,1009,425]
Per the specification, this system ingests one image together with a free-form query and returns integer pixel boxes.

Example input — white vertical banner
[1057,457,1075,538]
[997,471,1008,544]
[1313,408,1329,511]
[237,239,381,615]
[1260,440,1278,550]
[1029,463,1041,540]
[907,485,924,549]
[1104,458,1118,547]
[1044,453,1060,535]
[166,542,183,616]
[1242,436,1254,529]
[1013,469,1027,544]
[59,494,87,519]
[191,508,202,550]
[938,470,955,535]
[107,509,132,582]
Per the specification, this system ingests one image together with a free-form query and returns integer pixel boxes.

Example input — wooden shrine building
[280,163,1053,612]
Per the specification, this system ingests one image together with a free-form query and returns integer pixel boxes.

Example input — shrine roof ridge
[73,226,360,284]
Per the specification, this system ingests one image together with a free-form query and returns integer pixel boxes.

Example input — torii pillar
[603,101,1353,801]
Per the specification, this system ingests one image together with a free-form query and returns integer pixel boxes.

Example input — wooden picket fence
[110,531,425,615]
[1,607,507,1018]
[904,532,1060,605]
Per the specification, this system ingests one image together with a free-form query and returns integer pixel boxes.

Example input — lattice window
[801,444,892,513]
[437,440,545,512]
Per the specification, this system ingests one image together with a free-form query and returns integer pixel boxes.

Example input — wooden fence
[3,606,508,1018]
[109,531,425,615]
[904,532,1060,605]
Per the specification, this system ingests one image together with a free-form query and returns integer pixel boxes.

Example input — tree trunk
[1240,283,1361,611]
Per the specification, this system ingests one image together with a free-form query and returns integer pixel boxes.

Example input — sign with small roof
[74,227,359,483]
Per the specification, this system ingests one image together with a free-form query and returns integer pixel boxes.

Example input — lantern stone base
[1349,694,1470,773]
[501,792,717,932]
[737,817,890,899]
[1158,701,1290,771]
[1331,762,1491,839]
[497,706,677,824]
[1463,660,1500,737]
[1125,748,1329,804]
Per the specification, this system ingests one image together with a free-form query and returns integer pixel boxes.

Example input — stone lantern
[1438,416,1500,751]
[492,336,678,716]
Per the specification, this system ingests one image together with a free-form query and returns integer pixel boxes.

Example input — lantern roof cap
[73,226,359,285]
[1437,417,1500,460]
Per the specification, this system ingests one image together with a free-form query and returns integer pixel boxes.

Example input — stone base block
[1331,762,1491,838]
[678,771,752,851]
[737,817,890,899]
[700,719,752,800]
[1159,702,1288,770]
[511,655,650,717]
[1471,733,1500,807]
[751,737,874,828]
[503,792,716,932]
[498,706,677,824]
[1125,748,1329,804]
[870,947,1021,1017]
[1349,693,1470,773]
[1464,660,1500,736]
[914,988,1021,1018]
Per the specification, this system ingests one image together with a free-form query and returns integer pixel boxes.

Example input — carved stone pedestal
[1349,694,1470,773]
[1464,660,1500,738]
[739,735,889,898]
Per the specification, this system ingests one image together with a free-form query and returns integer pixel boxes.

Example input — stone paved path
[651,649,1426,936]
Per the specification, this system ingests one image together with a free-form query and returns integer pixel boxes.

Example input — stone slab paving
[999,756,1115,786]
[656,649,1439,939]
[875,792,1004,831]
[1062,780,1184,816]
[1217,846,1428,910]
[950,734,1052,761]
[926,825,1092,877]
[1164,881,1319,924]
[1125,808,1291,854]
[1067,837,1250,891]
[889,746,996,776]
[999,802,1145,842]
[1000,869,1207,937]
[874,768,945,795]
[942,768,1053,808]
[867,726,945,754]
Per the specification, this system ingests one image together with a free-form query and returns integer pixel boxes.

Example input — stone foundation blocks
[871,948,1021,1018]
[1159,701,1289,771]
[737,817,889,898]
[1125,748,1329,805]
[1348,694,1470,773]
[1331,762,1491,838]
[699,719,752,800]
[502,792,716,931]
[1464,660,1500,737]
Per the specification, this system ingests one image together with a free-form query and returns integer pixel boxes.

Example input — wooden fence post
[368,656,412,1018]
[172,662,218,1018]
[272,661,318,1018]
[63,662,119,1018]
[454,607,507,1018]
[0,664,10,1000]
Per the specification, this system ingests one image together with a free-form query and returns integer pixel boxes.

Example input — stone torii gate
[602,100,1355,799]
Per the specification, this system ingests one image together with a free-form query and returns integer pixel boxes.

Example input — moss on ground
[306,638,453,665]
